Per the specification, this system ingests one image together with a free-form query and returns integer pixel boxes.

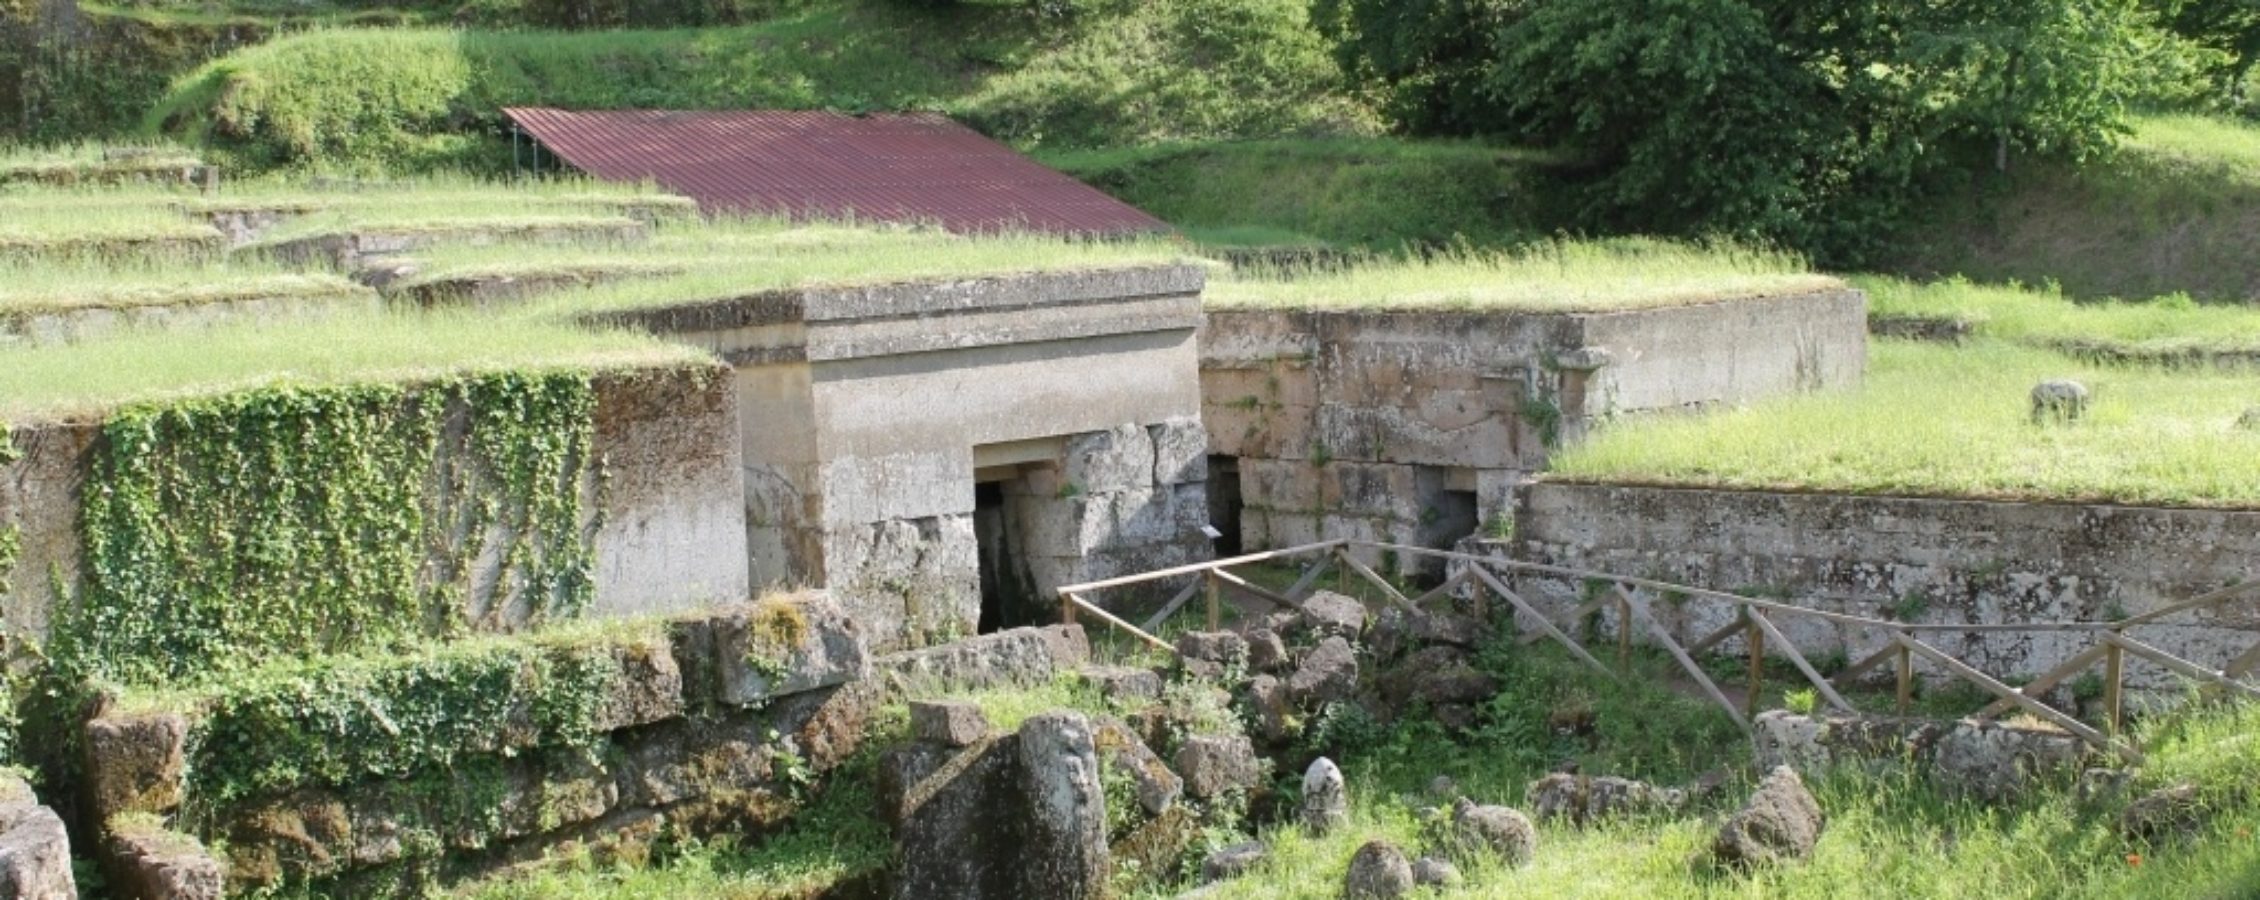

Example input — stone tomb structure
[603,265,1213,650]
[1200,287,1868,573]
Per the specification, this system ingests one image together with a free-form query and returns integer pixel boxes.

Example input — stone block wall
[1201,289,1867,573]
[75,613,1096,895]
[1488,482,2260,691]
[0,362,750,648]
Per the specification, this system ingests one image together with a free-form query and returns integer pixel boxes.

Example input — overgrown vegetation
[1862,274,2260,357]
[159,620,652,810]
[1040,138,1555,250]
[1206,239,1836,312]
[1316,0,2214,264]
[1885,114,2260,302]
[1553,338,2260,507]
[59,371,601,686]
[145,0,1368,173]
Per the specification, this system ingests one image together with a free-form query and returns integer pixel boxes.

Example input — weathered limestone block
[1244,675,1293,744]
[1301,757,1347,835]
[594,639,686,731]
[716,592,871,706]
[0,777,73,900]
[1017,713,1108,899]
[86,712,191,821]
[1174,734,1260,800]
[1093,717,1181,817]
[1525,773,1685,825]
[1064,424,1157,495]
[1343,839,1415,899]
[1080,665,1163,702]
[826,514,980,651]
[1713,766,1824,867]
[1933,719,2092,802]
[1244,628,1290,673]
[911,700,991,748]
[1287,636,1359,705]
[1298,591,1368,638]
[107,819,225,900]
[1202,841,1267,882]
[1150,416,1210,486]
[876,625,1089,692]
[1752,711,2085,801]
[1450,799,1536,866]
[1411,856,1462,887]
[889,711,1110,900]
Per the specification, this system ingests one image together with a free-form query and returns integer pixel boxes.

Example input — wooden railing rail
[1057,537,2260,764]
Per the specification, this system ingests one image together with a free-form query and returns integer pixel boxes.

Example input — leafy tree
[1318,0,2165,262]
[2149,0,2260,107]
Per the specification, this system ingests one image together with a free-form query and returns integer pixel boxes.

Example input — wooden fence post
[1061,595,1077,626]
[1746,611,1765,719]
[1205,571,1221,632]
[1895,640,1913,716]
[1616,590,1632,673]
[2103,638,2125,738]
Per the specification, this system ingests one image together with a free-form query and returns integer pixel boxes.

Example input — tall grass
[1863,275,2260,352]
[1042,138,1554,251]
[500,225,1188,317]
[1554,339,2260,507]
[0,309,700,420]
[1207,239,1838,312]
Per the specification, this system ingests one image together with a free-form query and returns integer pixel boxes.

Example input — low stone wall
[0,285,382,349]
[0,362,749,647]
[1202,289,1866,573]
[1752,711,2091,801]
[1491,482,2260,691]
[254,219,647,271]
[78,613,1094,894]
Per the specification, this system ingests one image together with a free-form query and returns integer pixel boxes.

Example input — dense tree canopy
[1316,0,2177,262]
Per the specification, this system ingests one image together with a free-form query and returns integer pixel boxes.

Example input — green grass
[0,309,702,420]
[0,141,202,177]
[0,265,367,318]
[1553,339,2260,508]
[1042,138,1557,252]
[1886,114,2260,302]
[1206,240,1838,312]
[0,202,218,250]
[496,224,1189,317]
[147,0,1368,173]
[1863,275,2260,356]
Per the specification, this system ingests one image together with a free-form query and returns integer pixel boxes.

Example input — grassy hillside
[144,0,1372,172]
[1887,115,2260,303]
[1042,138,1562,251]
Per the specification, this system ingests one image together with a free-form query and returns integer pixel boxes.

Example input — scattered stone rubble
[1712,766,1825,867]
[1342,839,1415,900]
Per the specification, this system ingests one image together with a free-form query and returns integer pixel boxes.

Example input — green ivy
[60,373,598,687]
[179,630,635,814]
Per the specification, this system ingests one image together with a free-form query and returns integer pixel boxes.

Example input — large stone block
[825,515,981,651]
[716,592,871,706]
[0,777,73,900]
[85,712,190,821]
[1150,416,1210,485]
[890,711,1109,900]
[1063,424,1157,495]
[875,625,1090,694]
[106,819,225,900]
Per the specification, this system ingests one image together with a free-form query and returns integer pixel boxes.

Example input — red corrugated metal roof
[502,108,1171,236]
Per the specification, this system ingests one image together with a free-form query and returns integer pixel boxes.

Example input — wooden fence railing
[1056,539,2260,764]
